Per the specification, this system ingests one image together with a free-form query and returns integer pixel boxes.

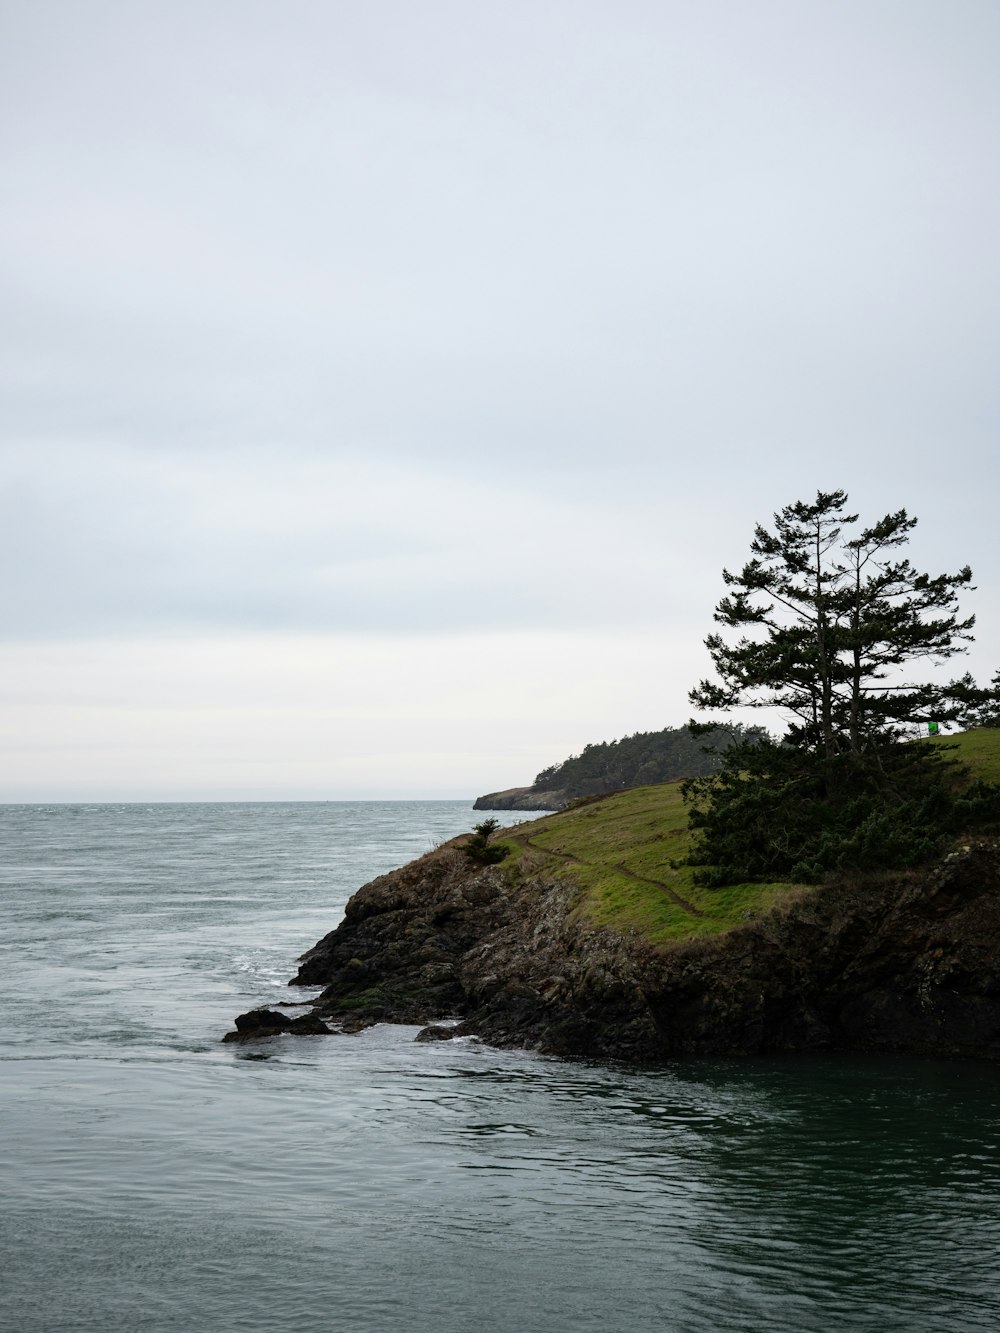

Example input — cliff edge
[472,786,569,812]
[279,832,1000,1062]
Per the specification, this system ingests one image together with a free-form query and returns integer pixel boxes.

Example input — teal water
[2,802,999,1332]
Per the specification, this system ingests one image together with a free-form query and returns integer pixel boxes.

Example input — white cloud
[0,629,705,800]
[1,0,998,797]
[1,439,727,638]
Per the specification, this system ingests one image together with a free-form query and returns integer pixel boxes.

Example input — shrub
[463,818,511,865]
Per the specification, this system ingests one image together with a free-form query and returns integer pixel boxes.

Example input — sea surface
[2,801,1000,1333]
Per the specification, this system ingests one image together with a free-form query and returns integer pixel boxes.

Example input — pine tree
[685,490,997,884]
[952,670,1000,729]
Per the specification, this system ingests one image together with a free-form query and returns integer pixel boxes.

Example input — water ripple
[3,803,1000,1332]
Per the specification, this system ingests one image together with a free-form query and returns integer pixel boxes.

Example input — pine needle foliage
[685,490,1000,884]
[463,818,511,865]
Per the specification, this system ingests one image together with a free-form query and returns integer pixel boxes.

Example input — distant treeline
[532,724,767,799]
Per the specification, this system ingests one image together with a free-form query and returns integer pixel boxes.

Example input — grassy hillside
[932,726,1000,784]
[496,728,1000,948]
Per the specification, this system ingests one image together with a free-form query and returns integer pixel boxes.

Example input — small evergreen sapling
[463,818,511,865]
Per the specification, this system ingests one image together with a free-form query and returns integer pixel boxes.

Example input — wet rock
[339,1016,371,1034]
[414,1024,458,1042]
[222,1006,331,1043]
[236,1007,293,1033]
[287,1013,332,1035]
[280,834,1000,1064]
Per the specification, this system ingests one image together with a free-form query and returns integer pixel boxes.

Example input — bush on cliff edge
[464,818,511,866]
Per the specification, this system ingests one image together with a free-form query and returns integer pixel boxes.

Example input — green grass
[931,726,1000,785]
[498,783,795,947]
[324,987,384,1010]
[496,727,1000,949]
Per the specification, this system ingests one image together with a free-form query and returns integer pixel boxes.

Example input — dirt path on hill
[510,831,703,918]
[611,862,703,917]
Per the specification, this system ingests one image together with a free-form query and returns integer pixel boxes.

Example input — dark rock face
[645,841,1000,1060]
[292,846,524,1028]
[281,839,1000,1063]
[472,787,569,812]
[222,1007,332,1043]
[414,1024,460,1042]
[290,839,666,1060]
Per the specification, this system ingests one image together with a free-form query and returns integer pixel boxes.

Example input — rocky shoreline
[224,834,1000,1062]
[472,786,568,811]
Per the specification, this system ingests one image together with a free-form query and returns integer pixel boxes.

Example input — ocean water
[2,801,1000,1333]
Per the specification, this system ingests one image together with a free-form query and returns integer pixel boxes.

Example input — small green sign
[927,721,939,735]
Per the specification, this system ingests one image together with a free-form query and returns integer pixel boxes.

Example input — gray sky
[3,0,998,800]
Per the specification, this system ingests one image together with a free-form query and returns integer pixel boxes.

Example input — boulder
[414,1024,459,1042]
[222,1006,331,1043]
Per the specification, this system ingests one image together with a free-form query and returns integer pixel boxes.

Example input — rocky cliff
[472,786,569,811]
[249,836,1000,1062]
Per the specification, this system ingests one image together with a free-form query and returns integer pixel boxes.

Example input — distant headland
[473,723,762,812]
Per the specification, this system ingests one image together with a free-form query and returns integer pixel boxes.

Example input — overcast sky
[2,0,998,800]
